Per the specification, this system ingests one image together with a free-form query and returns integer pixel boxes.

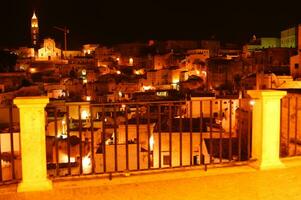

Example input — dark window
[163,155,170,165]
[213,112,218,118]
[295,63,299,69]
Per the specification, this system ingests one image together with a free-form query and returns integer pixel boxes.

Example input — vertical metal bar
[0,131,2,182]
[209,100,213,164]
[287,97,291,156]
[169,103,172,167]
[102,105,106,173]
[247,110,251,160]
[9,105,15,180]
[295,97,298,155]
[147,104,151,169]
[125,105,129,171]
[54,107,59,176]
[78,105,83,175]
[136,105,140,170]
[229,100,232,161]
[189,101,193,166]
[200,101,203,165]
[238,100,242,161]
[113,105,118,172]
[179,104,183,167]
[158,105,162,168]
[219,100,223,163]
[280,98,283,157]
[90,105,95,174]
[66,105,71,175]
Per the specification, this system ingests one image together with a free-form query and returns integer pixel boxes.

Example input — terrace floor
[1,157,301,200]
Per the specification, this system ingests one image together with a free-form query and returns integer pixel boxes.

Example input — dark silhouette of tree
[69,68,77,78]
[0,50,17,72]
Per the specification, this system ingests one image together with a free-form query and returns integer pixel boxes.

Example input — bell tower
[31,11,39,48]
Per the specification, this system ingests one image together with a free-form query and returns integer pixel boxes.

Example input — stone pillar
[14,97,52,192]
[247,90,287,170]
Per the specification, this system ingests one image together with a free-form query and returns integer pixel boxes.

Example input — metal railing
[45,99,253,177]
[280,96,301,157]
[0,105,21,185]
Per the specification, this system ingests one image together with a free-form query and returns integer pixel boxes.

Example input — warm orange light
[118,91,123,97]
[32,23,38,28]
[134,69,144,75]
[142,85,154,91]
[83,79,88,84]
[150,135,154,151]
[249,100,255,106]
[61,154,75,163]
[82,154,92,174]
[86,96,91,101]
[81,110,89,119]
[32,12,37,19]
[61,119,67,136]
[29,68,36,73]
[116,70,121,75]
[172,78,179,84]
[129,57,134,66]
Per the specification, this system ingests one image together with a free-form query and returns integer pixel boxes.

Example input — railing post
[247,90,287,170]
[14,97,52,192]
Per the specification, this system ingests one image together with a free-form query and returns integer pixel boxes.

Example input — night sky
[1,0,301,49]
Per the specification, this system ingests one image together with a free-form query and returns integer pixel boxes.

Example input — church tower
[31,11,39,48]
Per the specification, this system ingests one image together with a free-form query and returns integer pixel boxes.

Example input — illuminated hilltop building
[38,38,62,61]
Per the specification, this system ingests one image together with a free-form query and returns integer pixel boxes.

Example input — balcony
[0,90,301,200]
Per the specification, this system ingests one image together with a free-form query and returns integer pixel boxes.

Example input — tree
[0,50,17,72]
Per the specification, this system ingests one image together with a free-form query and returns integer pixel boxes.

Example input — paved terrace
[1,157,301,200]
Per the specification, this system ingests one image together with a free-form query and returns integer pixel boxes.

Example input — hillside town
[1,12,301,106]
[1,1,301,199]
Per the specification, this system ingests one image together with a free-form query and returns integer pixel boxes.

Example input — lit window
[81,110,89,119]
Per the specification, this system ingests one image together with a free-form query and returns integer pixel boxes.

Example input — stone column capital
[247,90,287,99]
[14,96,49,108]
